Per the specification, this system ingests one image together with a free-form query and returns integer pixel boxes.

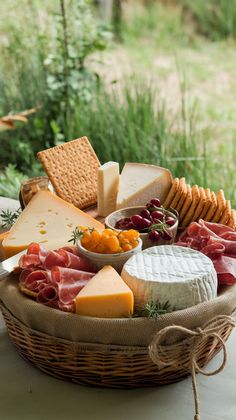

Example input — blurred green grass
[0,0,235,208]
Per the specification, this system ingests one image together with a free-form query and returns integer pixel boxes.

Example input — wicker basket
[0,300,234,389]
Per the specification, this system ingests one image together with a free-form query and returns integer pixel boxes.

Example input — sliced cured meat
[18,253,42,269]
[60,246,81,256]
[175,219,236,286]
[37,285,58,303]
[199,220,234,236]
[27,242,48,256]
[213,256,236,285]
[51,266,94,304]
[57,249,96,272]
[51,266,95,283]
[43,251,67,270]
[220,231,236,241]
[19,268,34,284]
[23,270,51,293]
[57,301,75,312]
[201,242,225,259]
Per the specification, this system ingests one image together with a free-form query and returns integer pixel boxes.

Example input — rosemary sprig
[0,208,21,228]
[68,227,83,244]
[142,300,172,319]
[68,226,95,244]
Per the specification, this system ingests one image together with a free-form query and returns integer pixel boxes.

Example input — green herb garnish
[0,208,21,228]
[68,226,95,245]
[142,300,172,319]
[68,227,84,244]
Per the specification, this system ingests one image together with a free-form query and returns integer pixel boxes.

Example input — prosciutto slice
[20,269,51,293]
[18,242,96,312]
[175,220,236,286]
[51,267,94,304]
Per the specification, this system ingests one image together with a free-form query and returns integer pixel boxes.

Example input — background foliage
[0,0,235,206]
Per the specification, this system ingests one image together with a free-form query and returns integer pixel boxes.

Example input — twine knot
[148,314,235,420]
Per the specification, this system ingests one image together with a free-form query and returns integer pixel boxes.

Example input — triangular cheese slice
[75,265,134,318]
[2,190,104,258]
[116,163,172,209]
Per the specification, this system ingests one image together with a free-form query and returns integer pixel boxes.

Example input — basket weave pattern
[0,301,233,388]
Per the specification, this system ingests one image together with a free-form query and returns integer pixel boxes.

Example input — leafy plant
[0,208,21,228]
[0,164,26,199]
[180,0,236,40]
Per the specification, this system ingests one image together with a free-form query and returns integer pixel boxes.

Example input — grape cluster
[115,198,177,242]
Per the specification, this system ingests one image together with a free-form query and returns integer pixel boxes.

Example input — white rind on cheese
[121,245,217,310]
[97,161,119,217]
[116,163,172,209]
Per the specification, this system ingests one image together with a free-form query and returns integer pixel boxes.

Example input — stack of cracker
[37,137,100,209]
[163,177,236,229]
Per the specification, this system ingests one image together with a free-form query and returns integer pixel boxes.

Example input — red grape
[165,217,176,226]
[130,214,144,226]
[148,230,160,242]
[151,210,164,221]
[139,218,152,229]
[150,198,161,207]
[161,230,172,240]
[140,209,151,219]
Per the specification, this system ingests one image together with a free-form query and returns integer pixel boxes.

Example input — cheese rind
[97,161,119,217]
[116,163,172,209]
[2,190,104,258]
[75,265,134,318]
[121,245,217,310]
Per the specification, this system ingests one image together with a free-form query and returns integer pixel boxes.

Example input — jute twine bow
[148,315,235,420]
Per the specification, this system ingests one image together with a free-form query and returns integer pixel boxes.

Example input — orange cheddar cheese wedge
[2,190,104,259]
[75,265,134,318]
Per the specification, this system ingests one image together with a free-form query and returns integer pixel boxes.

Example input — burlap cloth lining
[1,274,236,347]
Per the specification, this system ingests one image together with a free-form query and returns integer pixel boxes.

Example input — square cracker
[37,137,100,209]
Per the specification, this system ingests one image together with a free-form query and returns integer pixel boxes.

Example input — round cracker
[219,200,231,225]
[181,185,200,227]
[198,188,211,221]
[163,178,179,209]
[170,177,186,210]
[179,184,192,221]
[211,189,226,223]
[192,187,206,222]
[204,191,217,222]
[227,209,236,230]
[175,182,188,213]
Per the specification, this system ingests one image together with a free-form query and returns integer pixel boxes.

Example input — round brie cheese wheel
[121,245,218,311]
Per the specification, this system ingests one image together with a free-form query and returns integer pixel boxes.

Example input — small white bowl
[105,206,178,250]
[77,238,142,273]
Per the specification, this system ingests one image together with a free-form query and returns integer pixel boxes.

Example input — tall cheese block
[2,190,104,258]
[121,245,217,310]
[116,163,172,209]
[97,161,119,217]
[76,265,134,318]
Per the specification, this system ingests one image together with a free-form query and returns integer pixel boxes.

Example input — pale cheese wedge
[116,163,173,209]
[2,190,104,258]
[97,161,119,217]
[75,265,134,318]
